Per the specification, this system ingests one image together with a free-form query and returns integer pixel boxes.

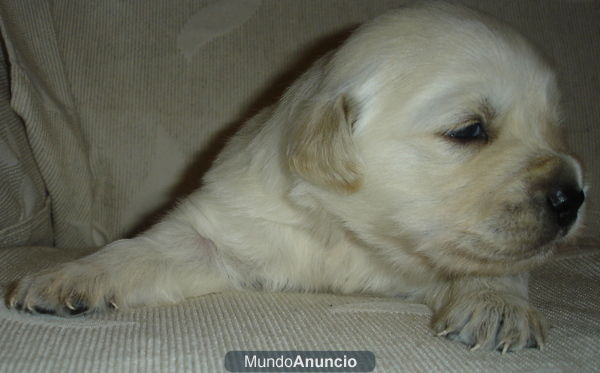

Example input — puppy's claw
[68,302,88,315]
[470,344,481,352]
[437,330,450,337]
[501,343,510,355]
[65,300,76,311]
[108,301,119,310]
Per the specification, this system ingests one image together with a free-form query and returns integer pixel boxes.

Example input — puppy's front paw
[6,262,120,316]
[432,291,547,353]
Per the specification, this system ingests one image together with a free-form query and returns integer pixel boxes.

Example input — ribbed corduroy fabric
[0,0,598,249]
[0,27,53,248]
[0,0,95,248]
[0,246,599,373]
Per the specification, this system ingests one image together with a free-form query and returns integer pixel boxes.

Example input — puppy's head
[286,2,585,276]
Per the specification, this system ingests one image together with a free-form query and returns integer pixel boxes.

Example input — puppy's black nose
[547,186,585,228]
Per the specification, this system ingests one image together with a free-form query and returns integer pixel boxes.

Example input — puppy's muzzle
[547,185,585,230]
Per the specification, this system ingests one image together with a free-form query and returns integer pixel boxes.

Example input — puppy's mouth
[456,230,556,258]
[433,235,558,276]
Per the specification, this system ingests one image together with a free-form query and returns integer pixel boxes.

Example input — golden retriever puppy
[8,2,585,353]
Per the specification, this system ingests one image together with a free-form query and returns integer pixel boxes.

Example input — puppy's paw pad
[32,306,57,315]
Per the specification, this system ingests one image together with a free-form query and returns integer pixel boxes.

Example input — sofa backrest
[0,0,598,249]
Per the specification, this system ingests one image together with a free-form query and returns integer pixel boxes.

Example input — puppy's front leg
[425,274,547,353]
[7,217,230,316]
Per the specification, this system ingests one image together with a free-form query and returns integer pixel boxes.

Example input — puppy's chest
[275,235,436,296]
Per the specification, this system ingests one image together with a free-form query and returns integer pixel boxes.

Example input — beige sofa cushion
[0,246,599,372]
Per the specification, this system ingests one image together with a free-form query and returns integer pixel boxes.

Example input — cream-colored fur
[8,2,586,353]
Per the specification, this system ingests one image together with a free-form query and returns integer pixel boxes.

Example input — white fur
[9,2,585,353]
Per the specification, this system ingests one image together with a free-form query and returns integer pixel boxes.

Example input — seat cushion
[0,245,599,372]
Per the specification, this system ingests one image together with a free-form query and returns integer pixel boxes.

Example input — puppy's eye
[445,122,487,142]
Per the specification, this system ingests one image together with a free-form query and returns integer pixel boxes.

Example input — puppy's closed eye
[444,121,488,143]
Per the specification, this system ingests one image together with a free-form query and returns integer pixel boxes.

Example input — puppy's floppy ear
[287,95,362,193]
